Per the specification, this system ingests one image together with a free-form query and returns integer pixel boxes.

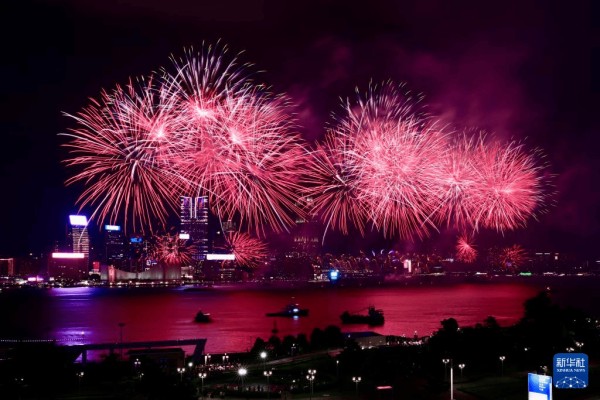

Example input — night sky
[1,0,599,258]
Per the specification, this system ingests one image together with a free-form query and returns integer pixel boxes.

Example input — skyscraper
[104,224,125,268]
[180,196,209,261]
[68,215,90,262]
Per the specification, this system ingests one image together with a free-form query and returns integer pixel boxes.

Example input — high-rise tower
[104,224,125,268]
[68,215,90,262]
[180,196,209,261]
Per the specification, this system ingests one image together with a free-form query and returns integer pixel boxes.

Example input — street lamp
[336,360,340,379]
[352,376,361,397]
[264,370,272,399]
[223,353,229,364]
[458,364,465,378]
[134,359,142,382]
[198,372,207,399]
[499,356,506,376]
[442,358,450,380]
[238,367,247,391]
[204,353,211,365]
[77,371,84,392]
[260,351,267,369]
[306,374,315,400]
[177,367,185,382]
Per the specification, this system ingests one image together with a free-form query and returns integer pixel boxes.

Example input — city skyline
[1,1,599,258]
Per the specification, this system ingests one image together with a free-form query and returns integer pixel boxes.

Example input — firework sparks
[456,234,478,263]
[224,231,268,268]
[61,44,551,242]
[150,233,194,265]
[173,89,307,236]
[303,133,370,236]
[61,76,183,233]
[470,136,547,232]
[500,244,528,270]
[306,82,448,239]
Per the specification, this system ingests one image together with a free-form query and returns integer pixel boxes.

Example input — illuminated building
[128,235,146,272]
[68,215,90,263]
[180,196,209,261]
[48,252,88,281]
[104,224,125,268]
[291,196,321,255]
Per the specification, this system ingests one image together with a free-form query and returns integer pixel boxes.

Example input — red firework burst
[501,244,528,270]
[303,133,370,236]
[61,76,183,232]
[433,132,480,230]
[470,136,547,232]
[306,82,447,239]
[173,89,307,236]
[150,233,194,265]
[225,231,268,268]
[455,234,478,263]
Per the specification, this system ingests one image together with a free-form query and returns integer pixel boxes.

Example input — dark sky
[1,0,599,258]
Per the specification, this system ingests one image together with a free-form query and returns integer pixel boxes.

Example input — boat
[194,310,212,323]
[340,306,384,326]
[266,303,309,317]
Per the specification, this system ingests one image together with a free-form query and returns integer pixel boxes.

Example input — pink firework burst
[225,231,268,268]
[61,76,183,233]
[470,136,547,232]
[307,82,448,239]
[433,132,480,230]
[150,233,194,265]
[303,133,370,236]
[173,86,307,236]
[455,234,478,263]
[501,244,528,270]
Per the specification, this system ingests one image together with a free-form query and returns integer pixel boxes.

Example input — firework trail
[455,234,478,263]
[61,76,183,233]
[150,233,194,265]
[225,231,268,268]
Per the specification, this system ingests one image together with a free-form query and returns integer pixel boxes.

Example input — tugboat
[194,310,212,323]
[266,303,309,317]
[340,306,384,326]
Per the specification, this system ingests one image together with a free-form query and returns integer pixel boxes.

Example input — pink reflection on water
[43,283,540,355]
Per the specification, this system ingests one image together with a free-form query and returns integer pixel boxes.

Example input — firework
[500,244,528,270]
[455,234,477,263]
[150,233,194,265]
[303,133,370,236]
[61,76,183,232]
[306,82,447,239]
[173,88,307,235]
[433,132,479,230]
[224,231,268,268]
[470,136,546,232]
[61,43,550,243]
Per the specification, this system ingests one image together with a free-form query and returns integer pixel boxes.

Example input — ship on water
[340,306,384,326]
[266,303,309,317]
